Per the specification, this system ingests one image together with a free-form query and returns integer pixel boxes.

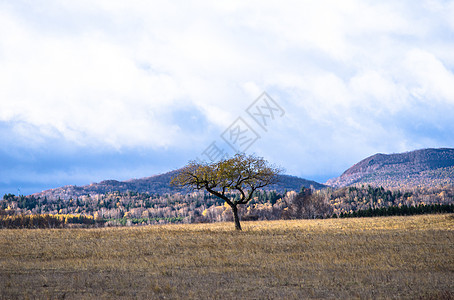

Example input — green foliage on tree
[3,193,15,201]
[171,153,283,230]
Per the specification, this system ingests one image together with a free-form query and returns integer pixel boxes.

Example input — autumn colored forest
[1,184,454,228]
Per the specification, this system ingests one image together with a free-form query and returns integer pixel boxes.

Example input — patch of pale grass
[1,214,453,299]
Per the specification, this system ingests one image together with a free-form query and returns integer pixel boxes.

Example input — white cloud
[402,49,454,103]
[0,0,453,185]
[349,70,408,114]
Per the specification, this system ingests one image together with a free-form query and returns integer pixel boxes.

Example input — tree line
[1,185,453,228]
[338,203,454,218]
[0,213,99,229]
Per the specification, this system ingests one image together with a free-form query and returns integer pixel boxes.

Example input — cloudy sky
[1,0,454,195]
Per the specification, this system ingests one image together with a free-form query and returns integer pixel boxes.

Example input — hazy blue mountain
[33,170,325,200]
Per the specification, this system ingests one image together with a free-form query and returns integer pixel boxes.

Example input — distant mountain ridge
[33,170,325,200]
[326,148,454,189]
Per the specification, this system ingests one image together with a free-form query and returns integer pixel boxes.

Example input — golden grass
[1,214,453,299]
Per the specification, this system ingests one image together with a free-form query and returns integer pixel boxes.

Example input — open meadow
[1,214,453,299]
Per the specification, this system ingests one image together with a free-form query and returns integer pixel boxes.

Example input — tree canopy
[171,153,283,230]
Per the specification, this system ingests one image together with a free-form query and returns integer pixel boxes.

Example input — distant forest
[1,184,453,228]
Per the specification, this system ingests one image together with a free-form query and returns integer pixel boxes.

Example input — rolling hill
[33,170,325,200]
[326,148,454,189]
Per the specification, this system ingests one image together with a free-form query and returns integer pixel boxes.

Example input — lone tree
[171,153,282,230]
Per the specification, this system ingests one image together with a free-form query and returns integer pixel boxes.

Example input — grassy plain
[1,214,453,299]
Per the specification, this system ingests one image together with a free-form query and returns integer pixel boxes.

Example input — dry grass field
[1,214,453,299]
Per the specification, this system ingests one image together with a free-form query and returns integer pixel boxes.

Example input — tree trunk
[231,204,242,231]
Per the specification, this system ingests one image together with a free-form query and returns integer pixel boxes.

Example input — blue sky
[1,0,454,196]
